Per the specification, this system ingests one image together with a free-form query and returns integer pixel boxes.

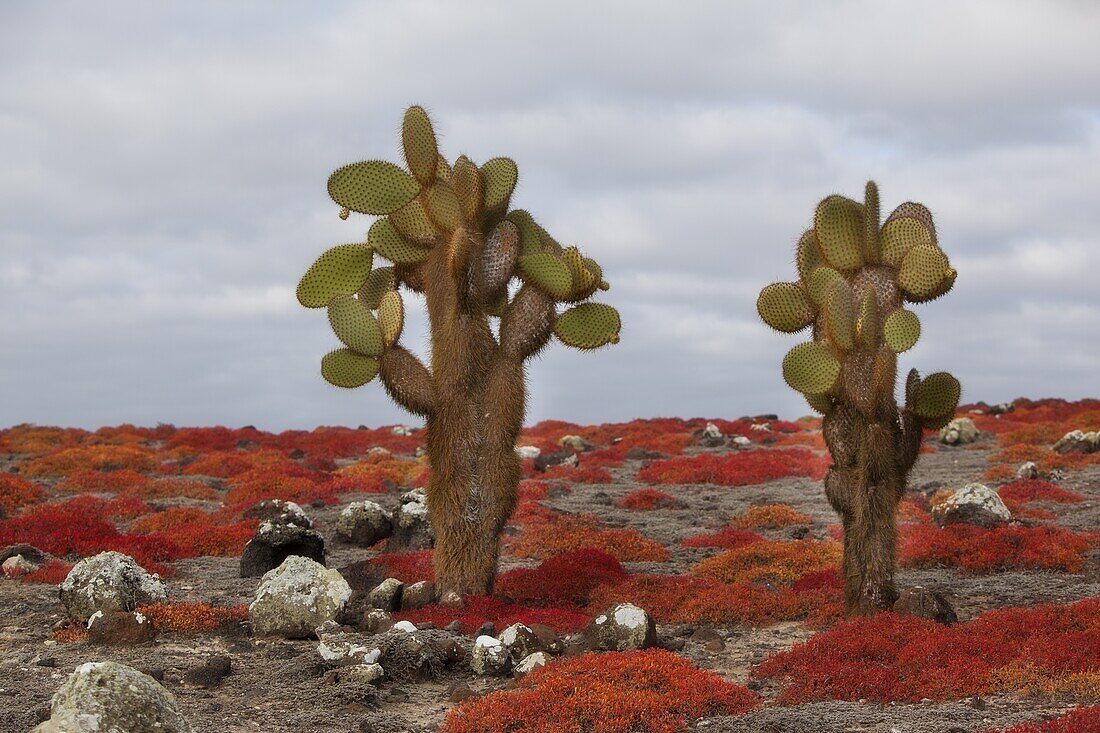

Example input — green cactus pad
[378,289,404,347]
[857,290,881,347]
[881,216,934,268]
[782,342,841,396]
[506,210,543,255]
[805,392,835,415]
[807,266,845,307]
[757,282,814,333]
[898,242,952,301]
[402,106,438,187]
[425,182,464,233]
[451,156,484,222]
[321,348,379,389]
[435,155,453,180]
[389,199,439,246]
[886,202,936,240]
[862,181,881,264]
[357,266,395,310]
[883,308,921,353]
[796,230,824,282]
[327,161,420,216]
[554,302,621,349]
[518,252,573,300]
[481,157,519,214]
[814,195,865,271]
[562,247,597,299]
[368,219,429,264]
[912,371,961,422]
[297,244,374,309]
[824,278,856,352]
[327,294,383,356]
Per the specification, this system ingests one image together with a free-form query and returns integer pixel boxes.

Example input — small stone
[34,656,59,668]
[0,543,50,566]
[248,555,352,638]
[513,651,551,677]
[499,623,544,662]
[339,663,385,685]
[391,425,414,436]
[87,610,156,646]
[893,587,958,625]
[939,417,979,445]
[471,635,510,676]
[475,621,495,638]
[515,445,541,460]
[533,450,578,472]
[704,638,726,653]
[1053,430,1099,455]
[731,436,752,448]
[1016,461,1040,480]
[242,499,312,529]
[400,580,436,611]
[446,681,477,703]
[390,490,434,550]
[59,551,168,622]
[584,603,655,651]
[368,578,404,611]
[2,554,39,577]
[558,435,594,452]
[392,620,418,633]
[362,609,394,635]
[239,520,326,578]
[444,620,464,634]
[316,621,381,668]
[336,501,393,547]
[527,623,564,655]
[182,655,232,688]
[624,446,664,460]
[659,637,686,652]
[932,483,1012,529]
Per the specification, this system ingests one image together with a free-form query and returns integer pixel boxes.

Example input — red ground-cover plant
[692,539,841,585]
[681,527,764,550]
[997,479,1085,505]
[371,550,435,583]
[165,426,266,452]
[224,472,334,507]
[982,708,1100,733]
[508,512,669,562]
[732,504,813,529]
[21,559,74,584]
[55,469,150,495]
[614,488,683,510]
[496,550,628,606]
[754,598,1100,704]
[396,595,590,634]
[174,448,290,478]
[637,448,828,486]
[20,445,159,477]
[537,464,614,484]
[138,603,249,632]
[0,474,45,514]
[443,649,760,733]
[900,523,1094,573]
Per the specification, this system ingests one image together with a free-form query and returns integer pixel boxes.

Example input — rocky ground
[1,420,1097,733]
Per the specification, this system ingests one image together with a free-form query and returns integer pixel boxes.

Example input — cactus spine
[298,107,621,603]
[757,182,959,614]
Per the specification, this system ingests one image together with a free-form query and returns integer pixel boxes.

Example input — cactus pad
[368,218,429,264]
[796,230,824,282]
[518,252,573,300]
[883,308,921,353]
[898,242,953,301]
[327,294,383,356]
[297,244,373,308]
[389,199,439,246]
[321,348,379,388]
[358,266,395,310]
[880,216,933,267]
[506,210,543,255]
[911,371,960,422]
[402,106,438,186]
[554,302,621,349]
[757,282,814,333]
[824,278,856,352]
[426,182,464,233]
[807,266,845,307]
[856,290,881,347]
[782,342,841,395]
[327,161,420,216]
[378,290,404,347]
[481,157,519,214]
[814,195,865,271]
[452,156,484,222]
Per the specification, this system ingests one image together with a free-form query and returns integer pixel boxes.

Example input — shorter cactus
[757,182,960,613]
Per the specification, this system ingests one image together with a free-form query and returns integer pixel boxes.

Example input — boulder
[376,627,442,681]
[1053,430,1099,454]
[584,603,655,651]
[86,610,156,645]
[333,663,384,685]
[1016,461,1040,480]
[499,622,545,663]
[699,422,725,447]
[239,520,326,577]
[390,490,434,550]
[363,609,395,635]
[931,483,1012,529]
[731,436,752,448]
[400,580,436,611]
[0,542,50,566]
[249,555,352,638]
[558,435,594,452]
[470,635,510,676]
[515,445,541,460]
[534,450,578,472]
[242,499,313,528]
[368,578,404,611]
[336,501,393,547]
[514,651,551,677]
[3,554,39,577]
[893,587,958,625]
[32,661,191,733]
[59,551,168,622]
[939,418,979,445]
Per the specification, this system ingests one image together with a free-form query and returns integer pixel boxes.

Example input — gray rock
[86,609,156,645]
[334,663,384,685]
[939,418,979,445]
[368,577,404,611]
[2,553,39,577]
[32,661,191,733]
[336,501,393,547]
[731,436,752,449]
[242,499,312,528]
[514,445,541,460]
[249,555,352,638]
[0,542,50,566]
[400,580,436,610]
[893,586,958,624]
[700,422,726,447]
[534,449,578,472]
[584,603,655,651]
[390,490,434,550]
[59,551,168,622]
[363,609,394,635]
[558,435,594,452]
[470,635,510,676]
[182,655,232,688]
[316,621,382,668]
[239,520,326,578]
[932,483,1012,529]
[1053,429,1099,454]
[499,622,545,663]
[514,651,551,677]
[1016,461,1040,480]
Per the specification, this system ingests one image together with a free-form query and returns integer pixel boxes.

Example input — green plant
[756,182,959,613]
[297,107,620,602]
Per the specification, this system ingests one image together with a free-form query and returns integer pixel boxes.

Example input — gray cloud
[1,1,1097,430]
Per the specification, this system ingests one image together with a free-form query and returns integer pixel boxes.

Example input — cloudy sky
[2,1,1098,432]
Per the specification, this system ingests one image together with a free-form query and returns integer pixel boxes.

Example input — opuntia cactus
[298,106,620,604]
[756,182,959,614]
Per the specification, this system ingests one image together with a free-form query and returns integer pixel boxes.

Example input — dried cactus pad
[757,282,814,333]
[327,294,383,357]
[321,348,379,388]
[554,302,621,349]
[782,342,841,395]
[327,161,420,216]
[297,244,373,309]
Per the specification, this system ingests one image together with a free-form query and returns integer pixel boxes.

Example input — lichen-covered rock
[534,450,578,472]
[514,651,551,677]
[335,500,393,547]
[1017,461,1040,480]
[471,634,510,676]
[0,542,50,566]
[1053,429,1099,454]
[32,661,191,733]
[515,445,541,460]
[363,609,395,634]
[939,417,979,445]
[316,621,381,668]
[368,577,404,611]
[893,586,958,625]
[558,435,594,452]
[334,663,384,685]
[932,483,1012,529]
[499,622,544,663]
[400,580,435,610]
[376,626,444,681]
[248,555,352,638]
[59,551,168,622]
[731,436,752,449]
[699,422,726,447]
[239,520,326,578]
[243,499,313,528]
[584,603,656,651]
[87,610,156,645]
[2,553,39,577]
[390,490,434,550]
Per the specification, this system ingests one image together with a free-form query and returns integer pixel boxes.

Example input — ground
[0,400,1097,733]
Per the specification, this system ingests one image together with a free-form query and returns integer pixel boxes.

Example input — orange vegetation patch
[443,649,760,733]
[539,464,614,483]
[982,707,1100,733]
[371,550,435,584]
[636,448,828,486]
[0,474,45,514]
[733,504,812,529]
[335,453,426,491]
[754,598,1100,704]
[137,603,249,632]
[176,448,290,478]
[0,425,88,454]
[691,539,841,585]
[614,488,683,510]
[19,445,158,477]
[130,507,256,558]
[681,527,764,550]
[900,523,1094,574]
[508,513,669,563]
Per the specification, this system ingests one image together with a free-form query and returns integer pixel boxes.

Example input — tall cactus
[297,107,621,604]
[756,182,959,614]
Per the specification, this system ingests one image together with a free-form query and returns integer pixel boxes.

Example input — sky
[1,1,1098,432]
